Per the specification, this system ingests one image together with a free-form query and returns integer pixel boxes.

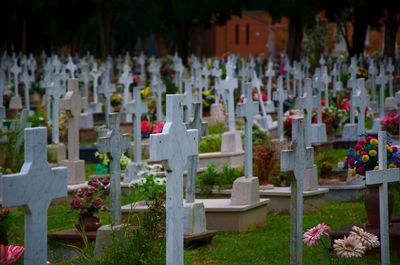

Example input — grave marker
[273,76,288,141]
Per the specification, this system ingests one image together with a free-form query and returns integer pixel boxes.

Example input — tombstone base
[265,101,275,113]
[94,224,125,260]
[221,131,243,153]
[370,118,381,133]
[60,159,86,185]
[9,96,22,110]
[89,102,102,114]
[311,123,327,144]
[208,104,226,125]
[47,143,66,164]
[385,97,398,111]
[79,112,94,129]
[199,151,244,170]
[184,202,207,235]
[321,183,366,202]
[201,121,208,137]
[230,177,260,205]
[123,162,145,183]
[304,165,318,191]
[342,123,358,141]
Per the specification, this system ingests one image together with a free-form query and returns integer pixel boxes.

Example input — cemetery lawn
[4,190,400,265]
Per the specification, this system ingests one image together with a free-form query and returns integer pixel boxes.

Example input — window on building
[246,24,250,45]
[235,24,239,45]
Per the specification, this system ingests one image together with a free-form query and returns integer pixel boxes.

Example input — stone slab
[60,160,85,185]
[221,131,243,153]
[94,224,125,260]
[199,151,244,170]
[321,184,365,202]
[230,176,260,205]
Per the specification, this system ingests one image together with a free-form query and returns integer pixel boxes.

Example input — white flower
[350,226,380,250]
[333,235,365,259]
[128,178,141,187]
[154,177,166,185]
[138,177,147,185]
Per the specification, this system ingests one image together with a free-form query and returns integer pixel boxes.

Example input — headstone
[280,118,314,265]
[230,82,260,205]
[365,131,399,265]
[321,66,331,107]
[273,76,288,141]
[353,78,369,135]
[60,79,85,184]
[98,113,130,225]
[265,61,275,113]
[66,56,77,79]
[119,63,133,122]
[2,127,67,265]
[385,58,397,110]
[125,84,147,163]
[90,63,103,114]
[9,60,22,110]
[149,94,198,265]
[220,59,243,153]
[21,68,31,112]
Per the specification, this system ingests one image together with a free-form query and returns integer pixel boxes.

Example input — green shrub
[199,135,221,153]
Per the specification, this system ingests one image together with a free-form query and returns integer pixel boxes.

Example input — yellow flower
[374,166,379,170]
[370,139,378,146]
[389,163,396,168]
[387,146,393,153]
[141,86,152,98]
[361,155,369,162]
[369,150,377,157]
[349,169,356,176]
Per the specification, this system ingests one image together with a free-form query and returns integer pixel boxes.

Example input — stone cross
[365,131,399,265]
[185,102,202,203]
[321,66,331,107]
[47,74,65,144]
[295,78,315,147]
[386,58,394,97]
[352,78,369,135]
[98,113,130,225]
[21,68,31,111]
[237,83,258,177]
[90,63,103,113]
[125,84,148,162]
[149,95,198,265]
[80,61,91,99]
[368,60,378,106]
[319,55,326,68]
[60,79,82,161]
[376,64,388,118]
[265,61,275,106]
[221,60,239,132]
[138,52,146,84]
[66,56,77,79]
[285,60,291,95]
[119,63,133,110]
[2,127,67,265]
[252,72,268,124]
[99,72,116,126]
[182,79,193,122]
[154,79,166,121]
[280,117,314,265]
[10,60,22,109]
[273,76,288,141]
[331,64,342,98]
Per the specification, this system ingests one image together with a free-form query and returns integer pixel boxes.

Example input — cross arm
[280,150,294,172]
[51,167,68,200]
[149,132,170,162]
[1,173,29,208]
[186,129,199,157]
[366,168,400,186]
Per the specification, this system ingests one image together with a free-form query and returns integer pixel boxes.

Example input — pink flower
[152,122,165,134]
[303,223,331,246]
[141,120,151,134]
[0,244,25,265]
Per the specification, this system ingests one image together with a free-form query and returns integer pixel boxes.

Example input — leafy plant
[94,151,132,174]
[128,174,166,202]
[197,164,219,194]
[199,135,221,153]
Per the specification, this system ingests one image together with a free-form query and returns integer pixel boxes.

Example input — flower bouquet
[381,112,400,137]
[303,224,379,265]
[95,151,131,175]
[71,177,110,231]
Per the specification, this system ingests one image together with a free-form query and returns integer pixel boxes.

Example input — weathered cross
[119,63,133,109]
[10,59,21,97]
[265,61,275,108]
[376,64,388,118]
[365,131,399,265]
[66,56,77,79]
[280,117,314,265]
[221,59,239,132]
[295,78,315,147]
[321,66,331,107]
[90,63,103,113]
[273,76,288,141]
[237,82,258,177]
[22,68,31,111]
[352,78,369,135]
[182,79,194,122]
[2,127,67,265]
[125,84,148,162]
[386,58,394,97]
[47,74,65,144]
[98,113,130,225]
[150,95,198,265]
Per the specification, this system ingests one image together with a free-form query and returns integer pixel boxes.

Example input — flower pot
[75,214,101,232]
[364,185,394,227]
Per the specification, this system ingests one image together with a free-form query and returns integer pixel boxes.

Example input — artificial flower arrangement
[141,120,165,139]
[303,223,380,264]
[95,151,132,175]
[344,134,400,176]
[0,245,52,265]
[71,177,110,218]
[381,112,400,136]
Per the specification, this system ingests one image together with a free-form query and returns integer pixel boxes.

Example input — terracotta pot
[364,185,394,227]
[75,214,101,232]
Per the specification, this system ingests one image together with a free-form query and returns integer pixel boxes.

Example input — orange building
[191,11,400,58]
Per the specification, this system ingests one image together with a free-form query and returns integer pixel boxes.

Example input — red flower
[340,99,351,111]
[262,94,267,102]
[393,146,398,153]
[360,151,367,156]
[358,139,366,145]
[0,245,24,265]
[141,120,151,134]
[348,158,355,167]
[152,122,165,134]
[355,144,363,151]
[356,167,365,174]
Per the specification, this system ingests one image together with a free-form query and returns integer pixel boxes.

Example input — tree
[261,0,322,62]
[382,0,400,58]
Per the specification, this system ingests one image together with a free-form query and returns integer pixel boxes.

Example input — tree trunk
[287,15,303,62]
[96,5,114,59]
[383,10,399,59]
[21,17,27,53]
[176,22,191,65]
[350,13,369,57]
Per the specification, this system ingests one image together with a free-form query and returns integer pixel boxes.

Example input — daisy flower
[333,235,365,258]
[303,223,331,246]
[350,226,380,250]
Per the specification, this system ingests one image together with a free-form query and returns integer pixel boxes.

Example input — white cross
[280,117,314,265]
[149,95,198,265]
[2,127,67,265]
[91,62,103,105]
[321,66,331,108]
[66,56,77,79]
[365,131,399,265]
[265,61,275,105]
[386,58,394,97]
[376,64,388,118]
[273,76,288,141]
[352,78,369,135]
[47,74,65,144]
[237,82,258,177]
[22,68,31,111]
[182,79,194,122]
[98,113,130,225]
[125,84,148,162]
[153,78,166,121]
[10,60,21,96]
[319,55,326,68]
[221,60,239,131]
[252,71,267,118]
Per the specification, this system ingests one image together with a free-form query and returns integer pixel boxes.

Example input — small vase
[364,185,394,227]
[75,214,101,232]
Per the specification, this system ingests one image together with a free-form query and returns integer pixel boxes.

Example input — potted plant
[110,93,123,112]
[344,134,399,226]
[71,177,110,231]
